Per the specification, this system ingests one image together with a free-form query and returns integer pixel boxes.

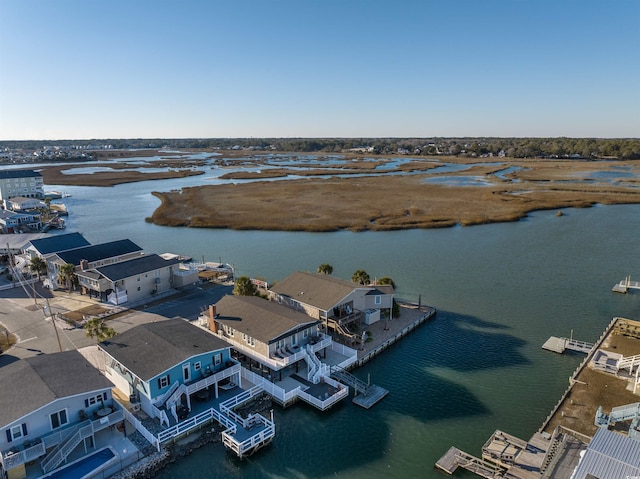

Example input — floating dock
[542,336,593,354]
[612,276,640,293]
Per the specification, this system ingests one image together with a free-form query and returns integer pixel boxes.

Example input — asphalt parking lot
[0,281,232,366]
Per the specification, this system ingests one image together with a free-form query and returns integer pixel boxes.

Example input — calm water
[49,174,640,478]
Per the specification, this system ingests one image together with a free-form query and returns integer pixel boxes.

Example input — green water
[53,180,639,478]
[136,204,638,479]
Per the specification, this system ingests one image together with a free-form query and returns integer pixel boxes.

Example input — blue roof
[28,232,91,255]
[572,427,640,479]
[0,169,42,179]
[56,239,142,265]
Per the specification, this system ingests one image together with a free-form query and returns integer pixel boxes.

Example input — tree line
[2,137,639,159]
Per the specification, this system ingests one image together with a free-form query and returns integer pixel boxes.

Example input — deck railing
[296,379,349,411]
[1,440,46,470]
[121,408,160,451]
[240,368,300,405]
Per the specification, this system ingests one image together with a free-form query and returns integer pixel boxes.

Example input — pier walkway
[542,336,593,354]
[435,447,505,478]
[612,276,640,293]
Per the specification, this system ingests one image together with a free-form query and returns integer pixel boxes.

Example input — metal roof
[571,427,640,479]
[94,254,178,281]
[55,239,142,265]
[28,232,91,255]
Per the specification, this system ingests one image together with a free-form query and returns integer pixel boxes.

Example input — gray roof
[0,233,49,252]
[214,295,320,344]
[55,239,142,265]
[100,318,229,380]
[28,232,90,255]
[0,170,41,179]
[0,350,113,427]
[94,254,178,282]
[572,427,640,479]
[269,271,365,311]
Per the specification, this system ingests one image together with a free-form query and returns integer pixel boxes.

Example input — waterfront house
[0,350,122,478]
[0,210,42,234]
[98,319,274,457]
[99,318,238,427]
[43,239,143,291]
[74,253,178,304]
[24,232,91,260]
[208,294,355,410]
[268,271,394,344]
[5,196,46,212]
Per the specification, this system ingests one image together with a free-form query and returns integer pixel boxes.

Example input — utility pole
[44,298,63,352]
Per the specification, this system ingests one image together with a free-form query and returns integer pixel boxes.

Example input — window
[303,329,309,338]
[243,334,255,347]
[7,424,27,442]
[375,295,382,305]
[159,375,170,389]
[85,392,107,407]
[226,326,234,337]
[50,410,68,430]
[214,353,222,365]
[194,362,201,371]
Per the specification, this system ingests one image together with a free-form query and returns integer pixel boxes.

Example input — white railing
[165,384,188,411]
[610,402,640,422]
[185,363,240,396]
[331,342,358,369]
[304,346,321,383]
[296,383,349,411]
[240,368,300,405]
[41,409,124,474]
[1,441,46,470]
[222,416,275,458]
[618,354,640,372]
[309,335,332,354]
[155,381,180,407]
[149,402,170,427]
[157,407,235,443]
[121,408,160,451]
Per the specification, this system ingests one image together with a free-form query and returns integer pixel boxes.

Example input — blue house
[99,318,238,427]
[0,351,120,477]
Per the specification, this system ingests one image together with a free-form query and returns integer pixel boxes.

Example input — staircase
[330,365,369,395]
[304,345,323,384]
[617,354,640,372]
[41,420,92,473]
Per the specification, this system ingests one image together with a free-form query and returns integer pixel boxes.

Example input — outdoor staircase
[617,354,640,373]
[330,365,370,395]
[304,345,323,384]
[41,420,92,473]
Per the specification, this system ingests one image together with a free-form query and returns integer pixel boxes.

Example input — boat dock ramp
[435,430,549,479]
[612,276,640,293]
[542,336,593,354]
[330,366,388,409]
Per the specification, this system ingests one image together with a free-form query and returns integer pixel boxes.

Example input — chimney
[80,259,89,271]
[208,305,218,333]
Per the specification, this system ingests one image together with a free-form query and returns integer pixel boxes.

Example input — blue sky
[1,0,638,140]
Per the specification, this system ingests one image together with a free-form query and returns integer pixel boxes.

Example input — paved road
[0,282,232,366]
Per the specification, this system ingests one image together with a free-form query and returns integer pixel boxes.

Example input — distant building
[0,170,44,208]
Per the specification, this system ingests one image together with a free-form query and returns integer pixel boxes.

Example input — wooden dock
[542,336,593,354]
[435,446,505,478]
[613,276,640,293]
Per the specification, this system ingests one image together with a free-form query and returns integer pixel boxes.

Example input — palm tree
[84,318,116,342]
[29,256,47,281]
[317,264,333,275]
[351,270,370,286]
[377,276,396,289]
[233,276,257,296]
[58,263,76,292]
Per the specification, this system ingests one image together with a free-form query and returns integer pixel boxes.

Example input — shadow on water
[157,310,530,478]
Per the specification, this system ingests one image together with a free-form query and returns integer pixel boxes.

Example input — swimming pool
[41,446,117,479]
